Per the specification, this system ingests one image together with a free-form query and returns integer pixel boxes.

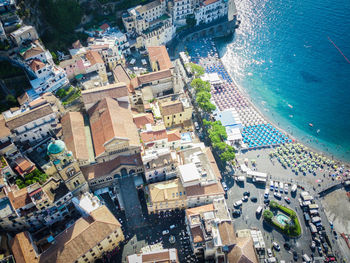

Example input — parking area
[100,193,202,263]
[223,173,330,262]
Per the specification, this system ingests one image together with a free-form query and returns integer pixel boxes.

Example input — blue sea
[217,0,350,162]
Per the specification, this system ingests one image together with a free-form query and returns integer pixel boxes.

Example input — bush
[266,201,301,237]
[16,169,48,189]
[263,209,273,221]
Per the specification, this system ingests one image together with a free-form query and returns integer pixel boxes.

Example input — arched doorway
[121,168,128,177]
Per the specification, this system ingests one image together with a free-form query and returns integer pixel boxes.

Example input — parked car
[284,184,289,193]
[251,197,258,202]
[293,251,298,261]
[310,241,316,250]
[234,200,243,207]
[284,196,291,204]
[243,191,250,196]
[264,188,269,198]
[222,182,228,191]
[170,224,176,229]
[242,196,249,202]
[264,199,270,204]
[232,210,241,216]
[283,243,291,250]
[274,182,279,191]
[279,182,284,193]
[267,248,273,258]
[317,246,323,255]
[162,230,169,235]
[272,242,280,251]
[274,192,282,199]
[270,181,274,191]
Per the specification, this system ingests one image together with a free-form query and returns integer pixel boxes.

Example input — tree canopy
[16,169,48,189]
[40,0,83,34]
[191,78,211,93]
[188,63,205,77]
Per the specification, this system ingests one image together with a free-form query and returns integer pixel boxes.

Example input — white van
[234,200,243,207]
[279,182,284,193]
[256,206,263,215]
[291,184,297,192]
[302,254,311,262]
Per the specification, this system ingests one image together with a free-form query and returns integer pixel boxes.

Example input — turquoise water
[217,0,350,162]
[275,213,290,226]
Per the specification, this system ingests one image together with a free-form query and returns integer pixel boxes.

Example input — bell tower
[47,139,89,196]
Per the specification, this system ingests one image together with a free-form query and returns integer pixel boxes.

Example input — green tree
[220,145,236,162]
[39,0,83,34]
[6,95,17,107]
[186,14,196,28]
[191,78,211,93]
[51,51,59,65]
[263,210,273,221]
[55,88,67,99]
[270,200,278,209]
[188,63,205,77]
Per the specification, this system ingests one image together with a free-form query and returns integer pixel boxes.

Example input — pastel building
[158,96,193,128]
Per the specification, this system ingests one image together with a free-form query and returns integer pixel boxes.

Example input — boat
[309,123,313,127]
[288,104,293,109]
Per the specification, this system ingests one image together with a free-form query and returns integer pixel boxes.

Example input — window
[167,116,170,119]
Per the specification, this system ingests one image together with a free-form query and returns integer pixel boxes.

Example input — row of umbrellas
[269,143,338,174]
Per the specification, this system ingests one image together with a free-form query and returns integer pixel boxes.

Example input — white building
[194,0,229,25]
[142,148,177,183]
[10,25,38,46]
[178,145,225,208]
[3,102,58,143]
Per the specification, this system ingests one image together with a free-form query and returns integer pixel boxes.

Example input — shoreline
[215,44,350,168]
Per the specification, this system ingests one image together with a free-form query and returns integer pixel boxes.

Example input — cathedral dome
[47,139,66,155]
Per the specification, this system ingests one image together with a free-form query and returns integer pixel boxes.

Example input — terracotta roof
[191,226,205,243]
[204,147,222,180]
[7,187,32,210]
[39,205,123,263]
[185,182,224,197]
[0,114,11,138]
[227,237,258,263]
[167,130,181,142]
[81,82,129,110]
[28,98,47,109]
[136,69,172,85]
[22,45,44,60]
[72,40,82,49]
[147,46,173,71]
[133,113,154,129]
[29,59,45,72]
[149,178,186,203]
[5,104,54,130]
[218,221,236,246]
[14,157,35,175]
[140,129,167,143]
[81,153,142,180]
[113,64,131,84]
[86,50,104,65]
[10,231,38,263]
[99,23,110,31]
[61,112,89,162]
[140,249,179,262]
[160,100,184,116]
[186,204,214,217]
[203,0,219,5]
[17,92,30,105]
[88,98,140,157]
